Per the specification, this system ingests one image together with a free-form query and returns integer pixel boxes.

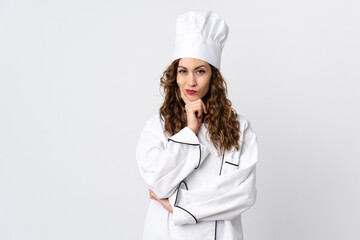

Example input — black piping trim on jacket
[168,138,199,146]
[175,206,198,223]
[214,220,217,240]
[218,152,225,176]
[214,151,225,240]
[224,161,239,167]
[174,181,188,206]
[173,181,198,223]
[168,138,202,169]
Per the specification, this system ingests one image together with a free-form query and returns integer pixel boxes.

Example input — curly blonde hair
[159,58,241,156]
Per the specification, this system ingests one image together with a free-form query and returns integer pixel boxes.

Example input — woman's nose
[187,73,197,86]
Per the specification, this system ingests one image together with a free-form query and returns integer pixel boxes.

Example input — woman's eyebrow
[178,65,207,69]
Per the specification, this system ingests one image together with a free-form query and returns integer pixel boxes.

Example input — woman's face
[177,58,212,101]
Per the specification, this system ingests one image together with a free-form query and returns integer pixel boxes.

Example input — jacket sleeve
[168,120,258,225]
[136,114,210,198]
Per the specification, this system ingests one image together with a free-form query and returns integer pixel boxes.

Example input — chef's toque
[172,10,229,70]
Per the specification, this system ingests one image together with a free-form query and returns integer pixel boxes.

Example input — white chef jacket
[136,112,258,240]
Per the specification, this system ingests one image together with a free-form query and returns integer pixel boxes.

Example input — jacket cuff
[168,126,200,144]
[173,205,197,225]
[168,127,210,169]
[198,142,210,168]
[169,183,197,225]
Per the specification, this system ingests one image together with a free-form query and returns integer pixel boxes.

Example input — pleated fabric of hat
[172,10,229,70]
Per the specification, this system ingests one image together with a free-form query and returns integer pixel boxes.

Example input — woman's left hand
[149,189,173,213]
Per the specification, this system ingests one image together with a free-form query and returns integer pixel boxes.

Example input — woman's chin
[187,94,201,101]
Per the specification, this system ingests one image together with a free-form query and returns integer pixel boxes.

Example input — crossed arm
[137,115,258,226]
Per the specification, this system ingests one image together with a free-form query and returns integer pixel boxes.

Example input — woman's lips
[186,89,198,94]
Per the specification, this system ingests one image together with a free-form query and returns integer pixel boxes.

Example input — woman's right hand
[180,89,207,135]
[149,189,173,213]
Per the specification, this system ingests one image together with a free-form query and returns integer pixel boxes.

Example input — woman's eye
[196,70,205,74]
[179,70,186,73]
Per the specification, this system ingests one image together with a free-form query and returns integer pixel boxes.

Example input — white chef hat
[172,10,229,70]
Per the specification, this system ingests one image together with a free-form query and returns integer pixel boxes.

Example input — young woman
[136,10,258,240]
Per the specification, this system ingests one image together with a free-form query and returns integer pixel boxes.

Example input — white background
[1,0,359,239]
